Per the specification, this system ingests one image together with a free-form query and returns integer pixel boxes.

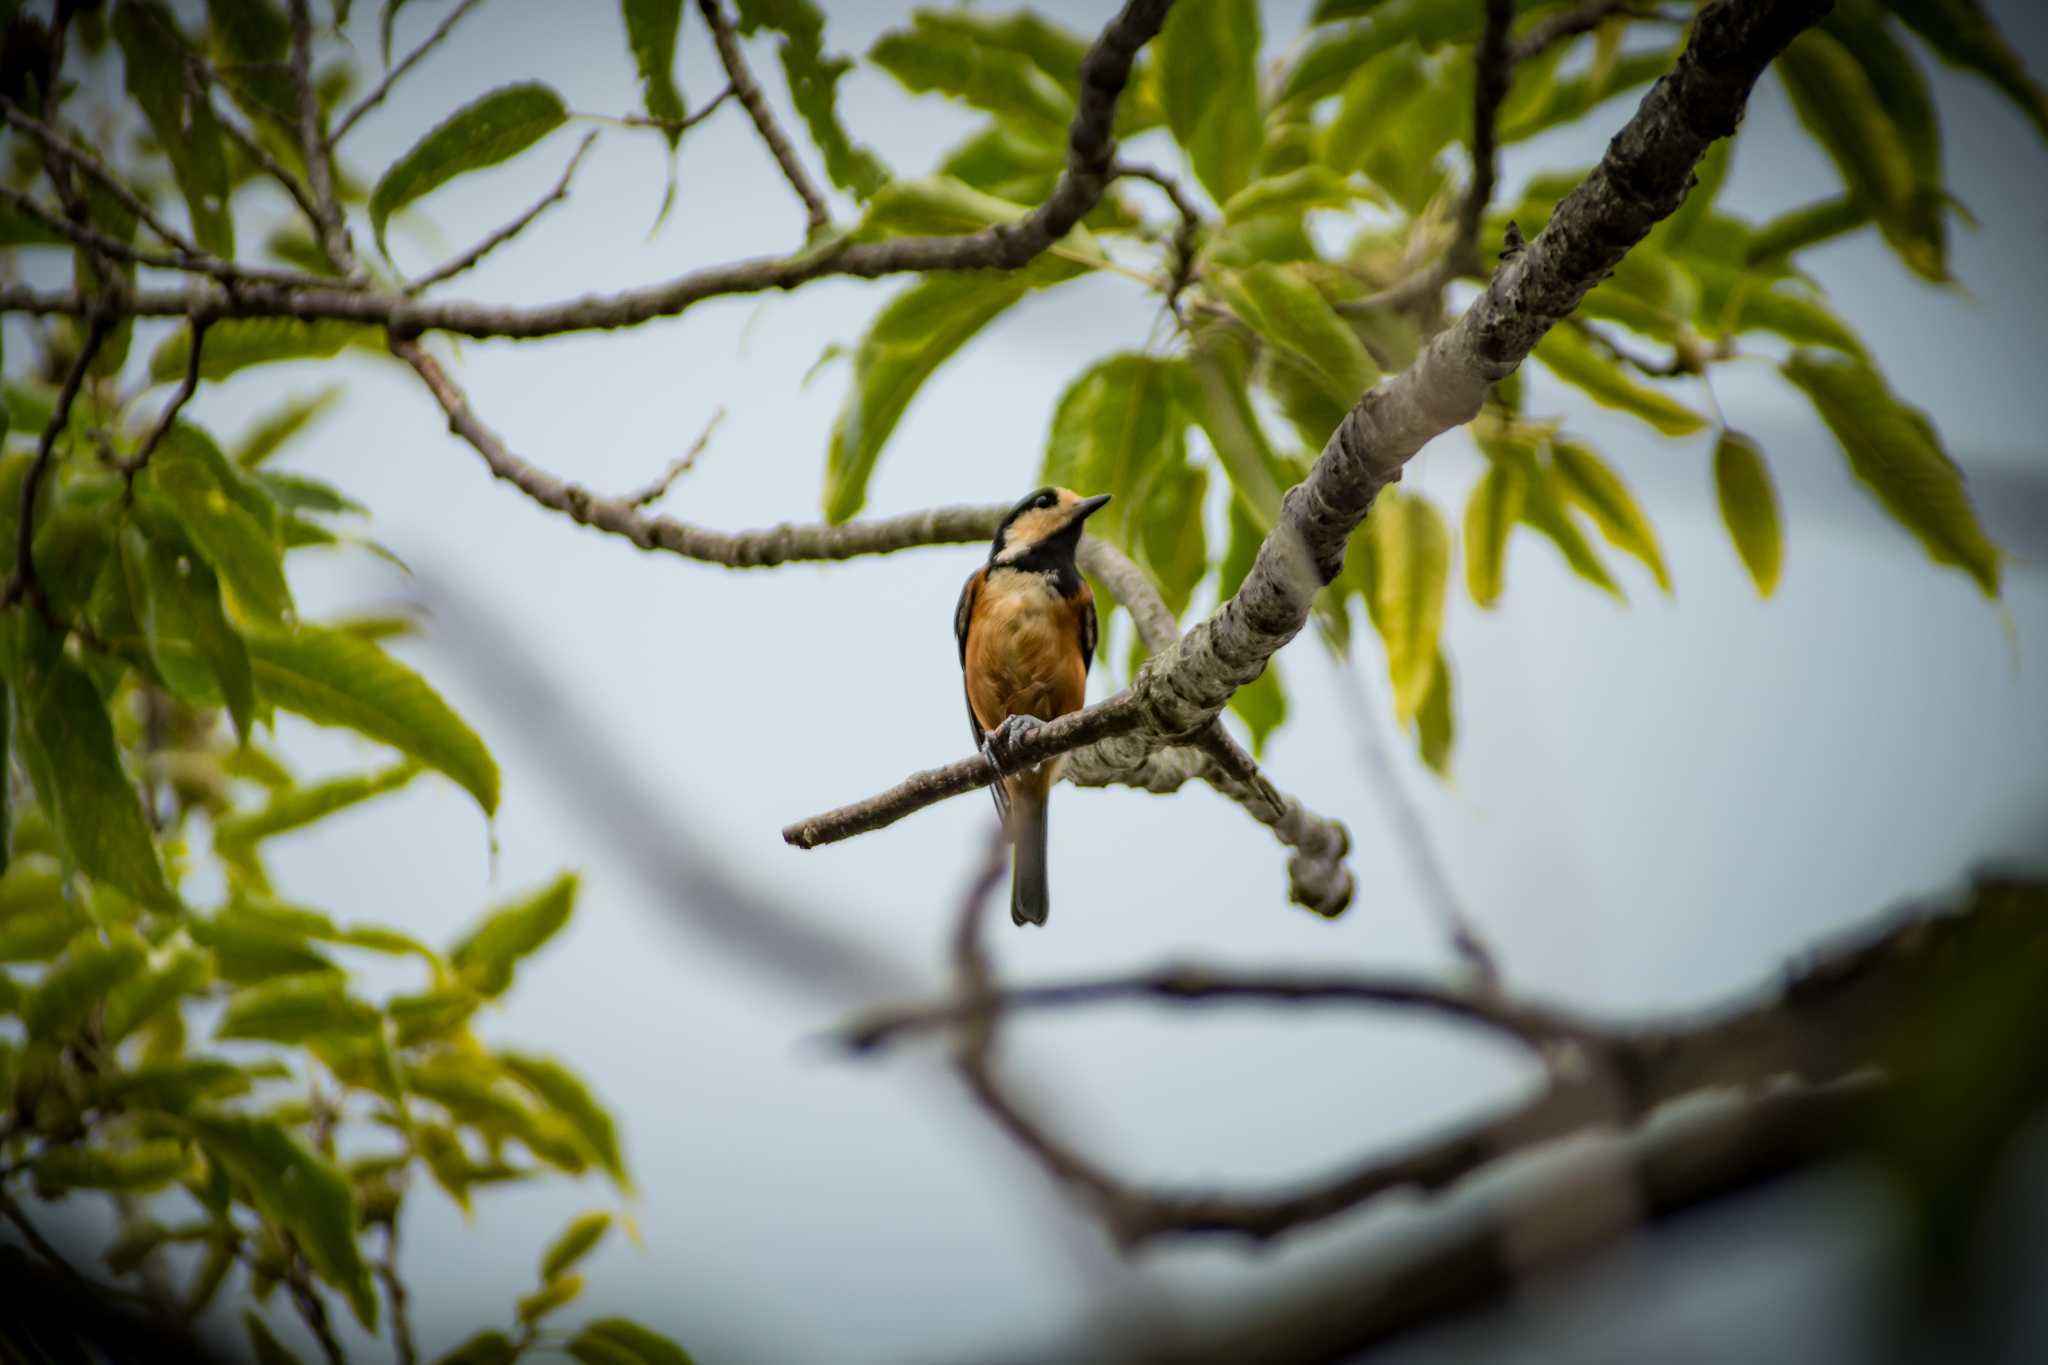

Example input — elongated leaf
[565,1318,694,1365]
[1713,430,1782,597]
[186,1116,377,1328]
[1156,0,1260,202]
[1880,0,2048,142]
[1416,650,1453,776]
[105,945,212,1043]
[1780,354,1998,594]
[1221,166,1365,224]
[1359,490,1449,721]
[214,763,420,851]
[6,635,172,907]
[499,1050,628,1189]
[1141,461,1208,619]
[1826,4,1946,272]
[369,83,568,253]
[622,0,686,145]
[245,1310,306,1365]
[938,118,1064,203]
[1215,499,1287,753]
[150,320,376,384]
[1463,460,1523,608]
[190,913,339,982]
[245,625,499,814]
[823,272,1032,522]
[1550,439,1670,592]
[1746,196,1871,264]
[121,525,257,738]
[25,929,148,1039]
[1220,263,1376,409]
[1038,353,1181,549]
[735,0,889,199]
[1532,328,1706,438]
[34,1139,189,1194]
[1685,258,1867,356]
[218,973,379,1043]
[234,386,344,468]
[870,15,1072,133]
[542,1211,612,1282]
[98,1057,264,1111]
[1185,326,1288,530]
[519,1275,584,1324]
[855,176,1034,240]
[1284,0,1491,104]
[1522,469,1624,599]
[114,3,234,257]
[139,424,293,625]
[1322,43,1428,173]
[451,873,576,997]
[437,1330,519,1365]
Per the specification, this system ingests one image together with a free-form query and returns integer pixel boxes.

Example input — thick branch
[697,0,831,234]
[1453,0,1516,274]
[787,0,1832,847]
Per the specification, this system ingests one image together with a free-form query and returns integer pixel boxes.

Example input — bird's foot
[982,714,1043,776]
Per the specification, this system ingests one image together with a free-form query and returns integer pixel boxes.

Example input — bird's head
[990,486,1112,566]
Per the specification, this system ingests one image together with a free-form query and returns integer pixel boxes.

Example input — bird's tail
[1009,793,1050,927]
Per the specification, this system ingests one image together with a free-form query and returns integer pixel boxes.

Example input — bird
[955,486,1111,926]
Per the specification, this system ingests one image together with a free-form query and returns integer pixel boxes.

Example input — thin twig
[575,84,734,135]
[1454,0,1516,276]
[405,133,598,294]
[620,407,725,507]
[1572,316,1701,376]
[120,317,211,488]
[379,1220,416,1365]
[0,99,196,256]
[3,317,109,616]
[287,0,357,274]
[696,0,832,234]
[331,0,490,145]
[1114,159,1202,316]
[0,186,337,291]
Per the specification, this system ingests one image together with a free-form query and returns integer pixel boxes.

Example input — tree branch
[287,0,356,275]
[1453,0,1517,276]
[696,0,831,234]
[3,317,109,618]
[119,316,210,486]
[0,99,197,256]
[0,185,335,292]
[331,0,490,146]
[405,132,598,294]
[784,0,1833,848]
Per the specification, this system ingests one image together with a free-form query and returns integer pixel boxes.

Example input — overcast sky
[10,1,2048,1361]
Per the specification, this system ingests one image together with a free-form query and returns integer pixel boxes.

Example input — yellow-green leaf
[565,1318,695,1365]
[138,424,293,626]
[499,1049,629,1189]
[622,0,686,145]
[869,14,1072,134]
[1185,326,1288,530]
[1416,650,1453,776]
[1359,490,1449,722]
[105,945,212,1044]
[25,930,148,1039]
[114,3,234,257]
[1880,0,2048,143]
[1140,461,1208,619]
[120,524,257,738]
[1684,258,1867,357]
[1462,460,1524,608]
[519,1274,584,1323]
[217,972,380,1043]
[1713,430,1783,597]
[1039,353,1182,549]
[1550,439,1670,593]
[245,624,499,815]
[370,82,568,253]
[149,320,378,384]
[541,1211,612,1282]
[1780,353,1998,595]
[1532,328,1706,438]
[733,0,889,199]
[451,873,576,997]
[33,1139,190,1194]
[213,762,421,851]
[1217,262,1377,407]
[1156,0,1260,202]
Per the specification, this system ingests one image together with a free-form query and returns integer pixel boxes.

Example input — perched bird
[956,486,1111,925]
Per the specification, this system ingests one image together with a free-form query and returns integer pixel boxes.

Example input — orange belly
[966,571,1087,797]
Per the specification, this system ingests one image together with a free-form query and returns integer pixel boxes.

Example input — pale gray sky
[9,1,2047,1360]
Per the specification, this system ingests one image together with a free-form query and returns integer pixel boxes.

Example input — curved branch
[405,133,598,294]
[698,0,831,234]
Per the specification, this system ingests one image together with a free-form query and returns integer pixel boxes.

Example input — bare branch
[287,0,357,275]
[0,99,197,256]
[697,0,831,234]
[3,317,109,618]
[620,407,725,507]
[406,132,599,294]
[1113,159,1202,314]
[377,1220,416,1365]
[0,185,339,292]
[1453,0,1517,276]
[119,316,211,486]
[331,0,490,146]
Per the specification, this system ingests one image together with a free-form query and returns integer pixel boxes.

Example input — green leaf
[33,1139,189,1194]
[1549,439,1670,592]
[257,471,367,518]
[245,624,500,815]
[451,873,577,997]
[565,1318,695,1365]
[1185,326,1289,531]
[519,1273,584,1323]
[1780,353,1999,595]
[105,945,212,1043]
[214,762,420,851]
[5,637,172,908]
[217,972,380,1042]
[1825,4,1947,273]
[1746,196,1872,264]
[138,423,293,625]
[120,525,258,738]
[114,3,234,257]
[1140,460,1208,619]
[1476,418,1624,599]
[499,1050,629,1189]
[244,1310,306,1365]
[436,1330,518,1365]
[1156,0,1260,202]
[762,8,890,198]
[823,272,1033,522]
[234,386,345,468]
[1322,43,1429,173]
[542,1211,613,1282]
[1713,430,1782,597]
[1283,0,1484,105]
[185,1115,377,1328]
[1462,459,1523,608]
[1879,0,2048,143]
[854,176,1035,240]
[1220,166,1366,224]
[369,82,568,254]
[1684,258,1867,356]
[1416,650,1453,776]
[189,912,339,983]
[151,321,375,386]
[870,14,1073,134]
[1777,28,1939,280]
[1039,353,1183,549]
[937,119,1064,202]
[1359,490,1449,722]
[25,929,148,1039]
[622,0,686,145]
[1217,262,1376,406]
[1531,328,1706,438]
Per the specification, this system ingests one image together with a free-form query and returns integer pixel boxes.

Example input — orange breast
[966,571,1087,794]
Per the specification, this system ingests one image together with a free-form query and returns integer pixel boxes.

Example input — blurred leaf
[565,1318,695,1365]
[1500,47,1675,143]
[855,176,1035,240]
[0,905,94,963]
[246,624,500,815]
[937,118,1064,202]
[1550,439,1670,592]
[369,82,568,254]
[1157,0,1260,202]
[1039,353,1182,548]
[1217,262,1377,407]
[244,1310,305,1365]
[256,472,366,517]
[1140,460,1208,619]
[1416,650,1453,775]
[1462,459,1523,608]
[823,271,1033,522]
[105,945,212,1043]
[217,972,380,1042]
[1781,353,1998,595]
[190,913,339,982]
[186,1115,378,1328]
[1531,328,1706,437]
[25,929,148,1039]
[499,1050,629,1189]
[1879,0,2048,143]
[870,13,1072,134]
[1653,135,1732,251]
[519,1273,584,1323]
[1185,325,1288,530]
[735,0,889,199]
[1476,419,1625,599]
[234,386,345,468]
[388,987,480,1046]
[150,320,378,385]
[1826,4,1948,272]
[1284,0,1489,104]
[1746,196,1871,264]
[542,1211,613,1282]
[5,632,173,908]
[622,0,686,145]
[138,423,293,625]
[114,3,234,257]
[1684,257,1867,356]
[214,762,420,851]
[97,1057,258,1111]
[451,873,576,997]
[120,525,257,738]
[1359,490,1449,722]
[1713,430,1783,597]
[33,1139,189,1194]
[437,1330,518,1365]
